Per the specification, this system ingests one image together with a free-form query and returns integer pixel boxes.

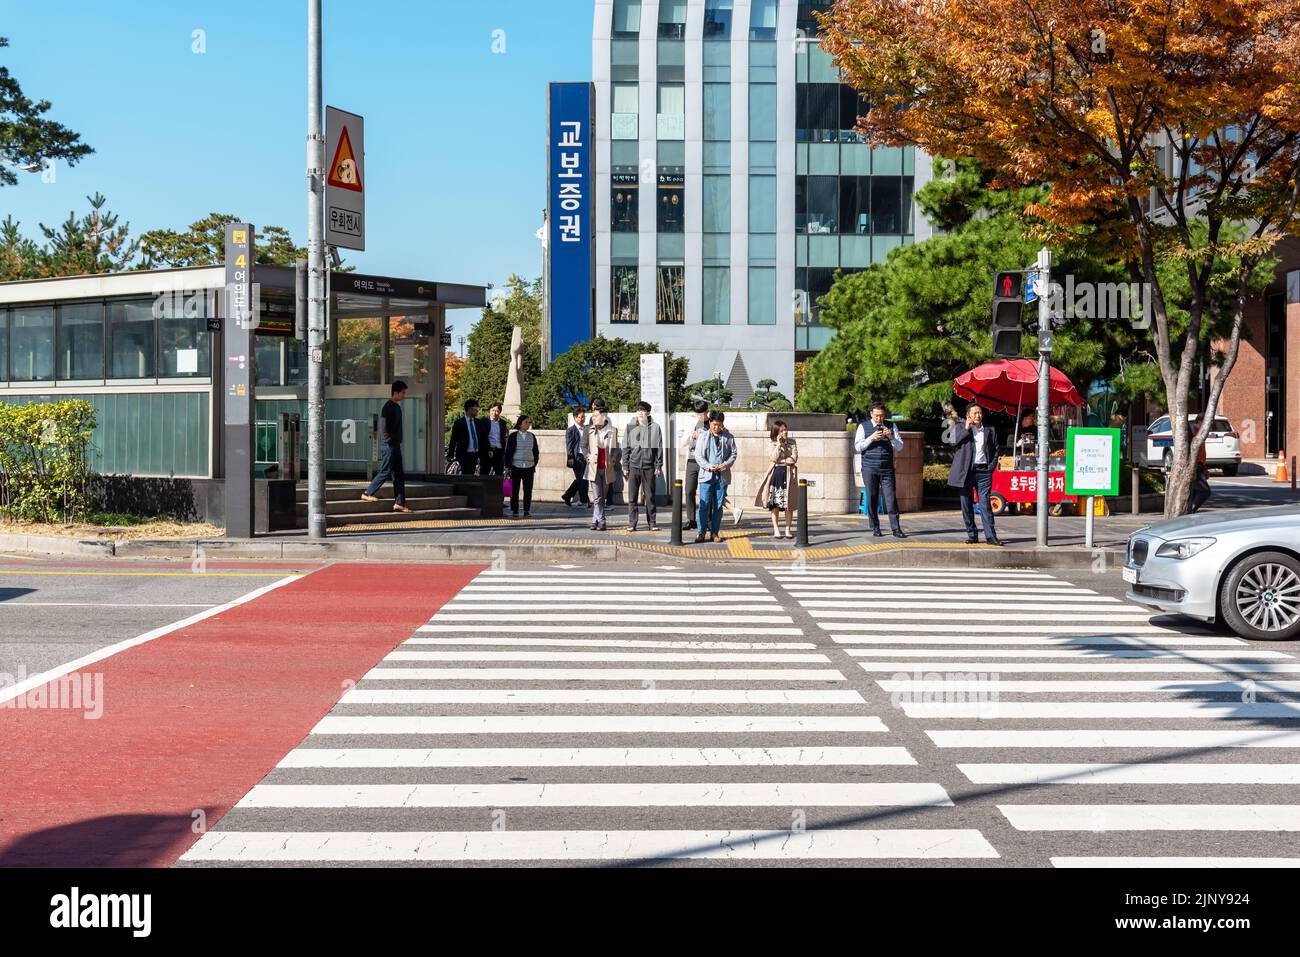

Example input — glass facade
[57,302,103,381]
[612,166,639,231]
[612,265,639,323]
[657,266,685,324]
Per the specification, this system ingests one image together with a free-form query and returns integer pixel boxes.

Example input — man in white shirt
[481,402,508,477]
[854,403,906,538]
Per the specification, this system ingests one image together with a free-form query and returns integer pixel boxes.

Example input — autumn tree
[444,349,466,413]
[822,0,1300,515]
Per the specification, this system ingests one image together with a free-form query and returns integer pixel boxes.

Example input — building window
[750,0,777,40]
[611,82,639,140]
[840,85,866,142]
[108,299,156,378]
[748,267,776,325]
[901,176,914,233]
[657,83,685,140]
[10,305,55,382]
[704,0,733,38]
[612,265,639,323]
[840,176,871,234]
[657,265,685,324]
[703,83,731,141]
[335,316,383,384]
[0,310,7,381]
[703,267,730,325]
[160,311,212,378]
[797,83,838,142]
[871,176,903,233]
[750,83,777,142]
[612,0,641,37]
[797,2,832,36]
[749,175,776,234]
[658,0,687,38]
[56,302,103,381]
[658,168,684,233]
[703,175,731,233]
[797,175,839,233]
[612,166,640,232]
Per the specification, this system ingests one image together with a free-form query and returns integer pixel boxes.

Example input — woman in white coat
[583,410,620,531]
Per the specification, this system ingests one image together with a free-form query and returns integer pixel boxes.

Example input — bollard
[1131,466,1140,515]
[796,479,810,547]
[1293,456,1297,493]
[671,480,683,546]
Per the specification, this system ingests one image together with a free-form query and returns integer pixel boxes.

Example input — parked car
[1143,414,1242,475]
[1124,504,1300,640]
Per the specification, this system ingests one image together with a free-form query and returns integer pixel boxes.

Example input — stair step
[296,483,455,504]
[296,495,469,517]
[324,507,480,528]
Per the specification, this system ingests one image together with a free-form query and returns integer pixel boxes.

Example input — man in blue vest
[855,403,906,538]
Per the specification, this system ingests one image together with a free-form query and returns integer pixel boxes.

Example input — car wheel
[1219,552,1300,641]
[1162,449,1173,473]
[988,493,1007,515]
[1220,464,1238,477]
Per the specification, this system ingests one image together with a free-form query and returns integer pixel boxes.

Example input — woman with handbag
[754,419,798,539]
[584,409,620,531]
[504,414,539,518]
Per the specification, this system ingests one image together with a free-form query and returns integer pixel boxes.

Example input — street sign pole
[1036,247,1052,548]
[306,0,327,539]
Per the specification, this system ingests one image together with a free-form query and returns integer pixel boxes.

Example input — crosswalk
[181,568,996,866]
[770,563,1300,868]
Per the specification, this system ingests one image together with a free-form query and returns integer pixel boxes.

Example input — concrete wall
[528,411,923,515]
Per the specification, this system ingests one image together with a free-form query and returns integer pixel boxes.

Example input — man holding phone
[855,403,906,538]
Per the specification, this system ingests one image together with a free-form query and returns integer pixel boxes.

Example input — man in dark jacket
[947,403,1003,545]
[855,403,906,538]
[361,380,411,512]
[562,406,590,507]
[448,399,485,475]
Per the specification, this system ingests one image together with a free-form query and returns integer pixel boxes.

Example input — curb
[1,529,1118,568]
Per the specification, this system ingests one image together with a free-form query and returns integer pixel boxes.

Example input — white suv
[1144,414,1242,476]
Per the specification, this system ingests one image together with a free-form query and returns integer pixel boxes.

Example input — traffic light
[991,271,1023,357]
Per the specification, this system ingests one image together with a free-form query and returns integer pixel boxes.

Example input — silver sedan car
[1125,504,1300,640]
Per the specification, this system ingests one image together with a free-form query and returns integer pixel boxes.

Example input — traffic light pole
[306,0,327,540]
[1035,247,1051,548]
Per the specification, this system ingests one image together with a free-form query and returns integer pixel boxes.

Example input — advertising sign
[546,82,594,362]
[1065,427,1122,497]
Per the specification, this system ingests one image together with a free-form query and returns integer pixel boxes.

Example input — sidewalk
[5,473,1292,568]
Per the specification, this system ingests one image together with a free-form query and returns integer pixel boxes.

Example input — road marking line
[1001,804,1300,831]
[848,648,1293,658]
[960,763,1300,784]
[404,637,817,649]
[179,828,999,862]
[879,679,1300,693]
[387,650,829,663]
[362,667,844,681]
[901,701,1300,718]
[418,625,804,636]
[861,662,1300,674]
[0,570,303,578]
[340,689,866,704]
[236,782,951,808]
[1053,857,1300,868]
[431,613,795,624]
[0,573,303,707]
[0,602,216,608]
[311,715,890,734]
[928,729,1300,748]
[274,746,915,768]
[832,634,1239,645]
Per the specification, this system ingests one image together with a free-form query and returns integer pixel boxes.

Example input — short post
[670,480,683,546]
[1085,495,1095,548]
[1131,467,1140,515]
[1293,456,1297,493]
[796,479,810,547]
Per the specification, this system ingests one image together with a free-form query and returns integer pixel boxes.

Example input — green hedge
[0,400,97,523]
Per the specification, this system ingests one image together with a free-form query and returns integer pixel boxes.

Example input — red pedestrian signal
[994,272,1022,299]
[991,271,1024,358]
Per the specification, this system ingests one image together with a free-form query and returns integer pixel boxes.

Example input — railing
[254,418,375,474]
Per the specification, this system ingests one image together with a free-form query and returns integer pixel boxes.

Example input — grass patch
[0,517,222,540]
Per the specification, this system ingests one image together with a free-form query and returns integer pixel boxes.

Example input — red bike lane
[0,562,482,867]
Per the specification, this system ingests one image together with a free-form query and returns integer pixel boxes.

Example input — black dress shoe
[892,530,907,539]
[986,537,1004,546]
[693,534,707,544]
[871,528,884,537]
[965,537,979,545]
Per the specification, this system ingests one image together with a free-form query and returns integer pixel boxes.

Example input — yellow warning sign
[327,127,363,192]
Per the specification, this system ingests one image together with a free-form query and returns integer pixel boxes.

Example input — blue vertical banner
[547,82,594,363]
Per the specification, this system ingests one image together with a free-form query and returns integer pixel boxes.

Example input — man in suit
[448,399,485,475]
[562,406,591,507]
[679,401,709,531]
[947,403,1003,545]
[854,403,906,538]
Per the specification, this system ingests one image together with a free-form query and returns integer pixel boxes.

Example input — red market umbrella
[953,359,1085,414]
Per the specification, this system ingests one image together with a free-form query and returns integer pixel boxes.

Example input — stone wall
[526,411,923,515]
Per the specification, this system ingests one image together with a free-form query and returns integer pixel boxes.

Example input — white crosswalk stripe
[769,563,1300,867]
[183,568,993,866]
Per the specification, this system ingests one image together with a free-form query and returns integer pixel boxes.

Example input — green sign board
[1065,427,1122,497]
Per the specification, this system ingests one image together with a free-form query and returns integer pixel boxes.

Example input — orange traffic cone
[1278,451,1290,483]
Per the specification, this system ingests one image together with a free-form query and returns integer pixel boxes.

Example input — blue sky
[2,0,592,331]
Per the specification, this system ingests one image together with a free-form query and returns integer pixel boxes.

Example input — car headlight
[1154,537,1216,560]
